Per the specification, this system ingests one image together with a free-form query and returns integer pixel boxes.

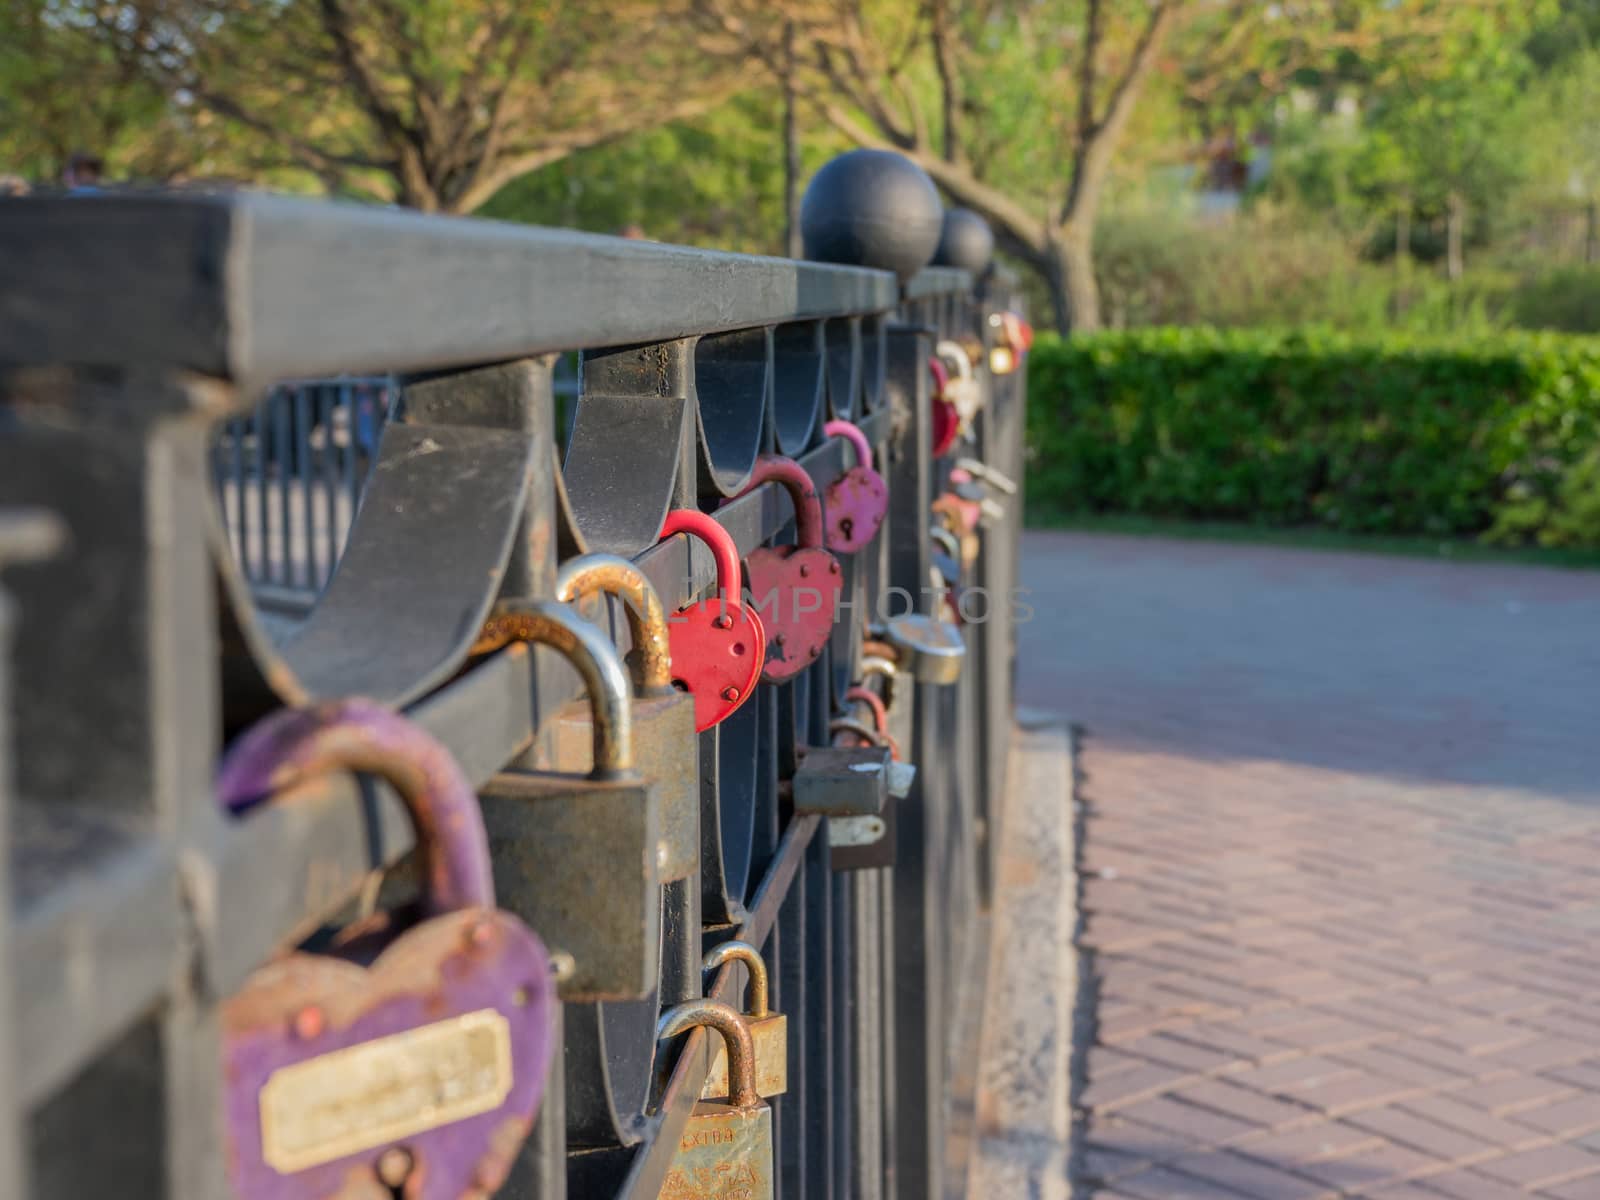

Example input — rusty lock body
[546,553,699,883]
[658,509,766,732]
[820,419,888,555]
[476,602,664,1001]
[216,699,558,1200]
[656,1001,774,1200]
[698,941,787,1101]
[733,454,843,683]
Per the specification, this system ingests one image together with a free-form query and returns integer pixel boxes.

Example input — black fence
[0,184,1025,1199]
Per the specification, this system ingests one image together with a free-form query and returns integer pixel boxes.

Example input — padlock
[699,941,787,1100]
[656,1000,774,1200]
[821,418,888,554]
[883,611,965,685]
[935,339,983,436]
[933,492,982,570]
[843,684,901,761]
[954,457,1019,498]
[544,552,699,883]
[658,509,766,732]
[477,602,663,1000]
[927,355,960,458]
[987,310,1034,375]
[733,454,843,683]
[215,699,558,1200]
[950,466,1009,529]
[830,687,913,870]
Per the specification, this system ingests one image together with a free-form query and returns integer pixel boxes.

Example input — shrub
[1026,327,1600,546]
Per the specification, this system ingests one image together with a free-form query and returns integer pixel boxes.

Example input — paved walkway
[1017,531,1600,1200]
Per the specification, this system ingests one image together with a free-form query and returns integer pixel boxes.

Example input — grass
[1024,509,1600,571]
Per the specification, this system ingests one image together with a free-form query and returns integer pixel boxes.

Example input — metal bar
[295,384,315,588]
[318,385,338,588]
[273,392,291,587]
[229,417,247,574]
[617,815,820,1199]
[0,195,922,390]
[252,398,268,583]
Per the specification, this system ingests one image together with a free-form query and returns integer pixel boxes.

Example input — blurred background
[7,0,1599,550]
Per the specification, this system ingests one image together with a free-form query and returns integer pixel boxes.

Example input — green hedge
[1025,328,1600,546]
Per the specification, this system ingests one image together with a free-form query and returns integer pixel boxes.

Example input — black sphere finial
[933,208,994,275]
[800,149,944,282]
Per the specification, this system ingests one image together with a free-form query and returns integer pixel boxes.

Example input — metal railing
[0,188,1026,1200]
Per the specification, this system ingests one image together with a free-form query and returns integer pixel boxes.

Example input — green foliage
[1025,327,1600,546]
[1508,266,1600,332]
[480,94,847,254]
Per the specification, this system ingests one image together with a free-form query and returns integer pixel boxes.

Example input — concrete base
[963,712,1077,1199]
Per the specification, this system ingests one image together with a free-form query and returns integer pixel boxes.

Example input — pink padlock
[822,419,889,554]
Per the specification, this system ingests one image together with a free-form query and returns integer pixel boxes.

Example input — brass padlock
[699,941,787,1099]
[547,552,699,883]
[658,1000,774,1200]
[476,601,662,1000]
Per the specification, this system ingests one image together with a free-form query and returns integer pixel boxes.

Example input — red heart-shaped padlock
[734,454,843,683]
[928,356,960,458]
[821,419,889,554]
[217,700,557,1200]
[658,509,766,732]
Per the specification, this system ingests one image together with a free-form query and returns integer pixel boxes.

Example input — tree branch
[1060,0,1179,229]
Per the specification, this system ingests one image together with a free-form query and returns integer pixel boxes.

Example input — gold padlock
[699,941,787,1099]
[657,1000,774,1200]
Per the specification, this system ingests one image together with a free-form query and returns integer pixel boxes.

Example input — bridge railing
[0,182,1025,1200]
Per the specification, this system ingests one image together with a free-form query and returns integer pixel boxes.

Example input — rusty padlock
[733,454,843,683]
[656,1001,774,1200]
[927,354,960,458]
[659,509,766,732]
[843,684,900,760]
[476,602,663,1000]
[700,941,787,1101]
[216,699,558,1200]
[821,418,888,554]
[545,552,699,884]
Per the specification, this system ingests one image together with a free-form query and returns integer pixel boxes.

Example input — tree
[0,0,203,183]
[96,0,749,213]
[696,0,1545,333]
[697,0,1183,333]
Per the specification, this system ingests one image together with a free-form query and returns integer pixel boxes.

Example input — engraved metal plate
[658,1102,774,1200]
[259,1009,513,1173]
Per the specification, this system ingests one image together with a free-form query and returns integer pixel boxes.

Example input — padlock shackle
[471,602,634,778]
[555,553,673,698]
[935,339,974,381]
[217,699,495,915]
[859,654,898,680]
[659,1000,759,1110]
[926,355,950,392]
[659,509,744,610]
[930,525,961,562]
[734,454,825,552]
[843,686,888,737]
[822,419,873,471]
[701,940,770,1019]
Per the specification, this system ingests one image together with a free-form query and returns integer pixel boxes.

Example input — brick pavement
[1016,532,1600,1199]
